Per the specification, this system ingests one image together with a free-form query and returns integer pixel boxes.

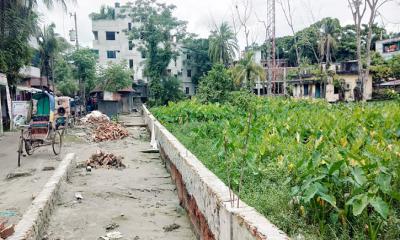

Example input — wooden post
[5,78,13,130]
[0,85,3,135]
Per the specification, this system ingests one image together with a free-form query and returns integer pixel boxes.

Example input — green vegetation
[208,22,239,66]
[97,61,132,92]
[125,0,187,106]
[196,64,234,103]
[152,96,400,239]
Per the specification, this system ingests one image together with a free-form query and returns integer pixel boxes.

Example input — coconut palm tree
[320,18,340,67]
[231,51,265,91]
[208,22,239,66]
[37,23,59,90]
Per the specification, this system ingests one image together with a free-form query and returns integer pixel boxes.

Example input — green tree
[208,22,239,66]
[97,62,132,92]
[183,38,212,85]
[230,51,265,91]
[197,64,234,103]
[388,54,400,79]
[57,79,78,97]
[54,56,72,83]
[0,2,38,87]
[158,77,185,105]
[320,18,341,66]
[125,0,187,105]
[37,23,59,89]
[69,48,97,100]
[90,5,116,20]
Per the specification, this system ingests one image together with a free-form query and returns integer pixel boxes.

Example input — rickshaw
[17,91,63,167]
[55,96,74,129]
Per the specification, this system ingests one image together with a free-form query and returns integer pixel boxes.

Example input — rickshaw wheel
[17,136,24,167]
[25,140,34,155]
[52,131,62,155]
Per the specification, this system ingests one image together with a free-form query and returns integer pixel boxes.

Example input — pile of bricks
[92,121,129,142]
[0,219,14,239]
[86,150,125,169]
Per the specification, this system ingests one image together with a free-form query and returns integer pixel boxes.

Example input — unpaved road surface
[0,131,86,226]
[45,114,195,240]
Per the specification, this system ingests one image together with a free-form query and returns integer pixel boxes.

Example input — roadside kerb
[8,153,76,240]
[142,105,289,240]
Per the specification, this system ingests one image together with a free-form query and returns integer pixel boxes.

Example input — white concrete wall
[143,105,289,240]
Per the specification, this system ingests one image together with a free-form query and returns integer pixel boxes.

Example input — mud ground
[44,114,195,240]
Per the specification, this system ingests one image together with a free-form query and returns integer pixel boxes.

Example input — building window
[167,69,172,75]
[141,51,146,59]
[304,84,309,96]
[334,86,340,94]
[129,59,134,69]
[187,69,192,78]
[129,41,133,50]
[187,54,191,60]
[107,51,117,59]
[185,87,190,95]
[93,31,98,40]
[106,31,116,40]
[128,22,132,31]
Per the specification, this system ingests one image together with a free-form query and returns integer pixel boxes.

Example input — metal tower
[266,0,276,95]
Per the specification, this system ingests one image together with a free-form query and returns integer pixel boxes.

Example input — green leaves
[151,97,400,239]
[370,197,389,220]
[351,167,367,186]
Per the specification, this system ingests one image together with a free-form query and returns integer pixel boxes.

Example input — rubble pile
[93,122,129,142]
[0,218,15,239]
[86,151,125,169]
[81,111,110,124]
[81,111,128,142]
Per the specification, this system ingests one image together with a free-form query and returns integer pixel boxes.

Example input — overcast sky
[37,0,400,49]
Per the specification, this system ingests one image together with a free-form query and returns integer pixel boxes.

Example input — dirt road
[0,131,86,226]
[45,114,195,239]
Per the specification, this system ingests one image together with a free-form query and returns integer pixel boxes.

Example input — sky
[37,0,400,49]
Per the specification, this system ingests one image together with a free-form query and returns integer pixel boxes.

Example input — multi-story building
[91,3,196,97]
[376,37,400,60]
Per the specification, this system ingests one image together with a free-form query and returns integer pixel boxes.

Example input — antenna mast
[266,0,276,95]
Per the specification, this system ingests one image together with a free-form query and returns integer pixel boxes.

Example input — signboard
[12,101,31,125]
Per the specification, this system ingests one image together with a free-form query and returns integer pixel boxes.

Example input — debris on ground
[105,222,119,231]
[81,111,129,142]
[163,223,180,232]
[6,169,35,180]
[98,231,123,240]
[86,151,125,169]
[0,219,15,239]
[75,192,83,201]
[81,111,110,124]
[93,122,129,142]
[42,166,55,171]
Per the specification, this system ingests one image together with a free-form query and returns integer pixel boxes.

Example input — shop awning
[16,86,41,93]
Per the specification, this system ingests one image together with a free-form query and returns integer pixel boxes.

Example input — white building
[91,3,196,96]
[376,37,400,61]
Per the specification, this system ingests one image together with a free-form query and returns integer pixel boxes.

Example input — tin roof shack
[90,87,135,117]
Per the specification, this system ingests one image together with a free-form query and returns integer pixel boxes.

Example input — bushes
[197,64,234,103]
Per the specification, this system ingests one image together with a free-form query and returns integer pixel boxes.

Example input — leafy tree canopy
[97,61,132,92]
[125,0,187,105]
[197,64,234,103]
[182,37,212,85]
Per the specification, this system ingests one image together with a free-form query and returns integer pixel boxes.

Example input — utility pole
[266,0,276,95]
[70,12,79,49]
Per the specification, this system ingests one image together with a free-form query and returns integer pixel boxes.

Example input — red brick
[0,224,15,239]
[0,219,7,231]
